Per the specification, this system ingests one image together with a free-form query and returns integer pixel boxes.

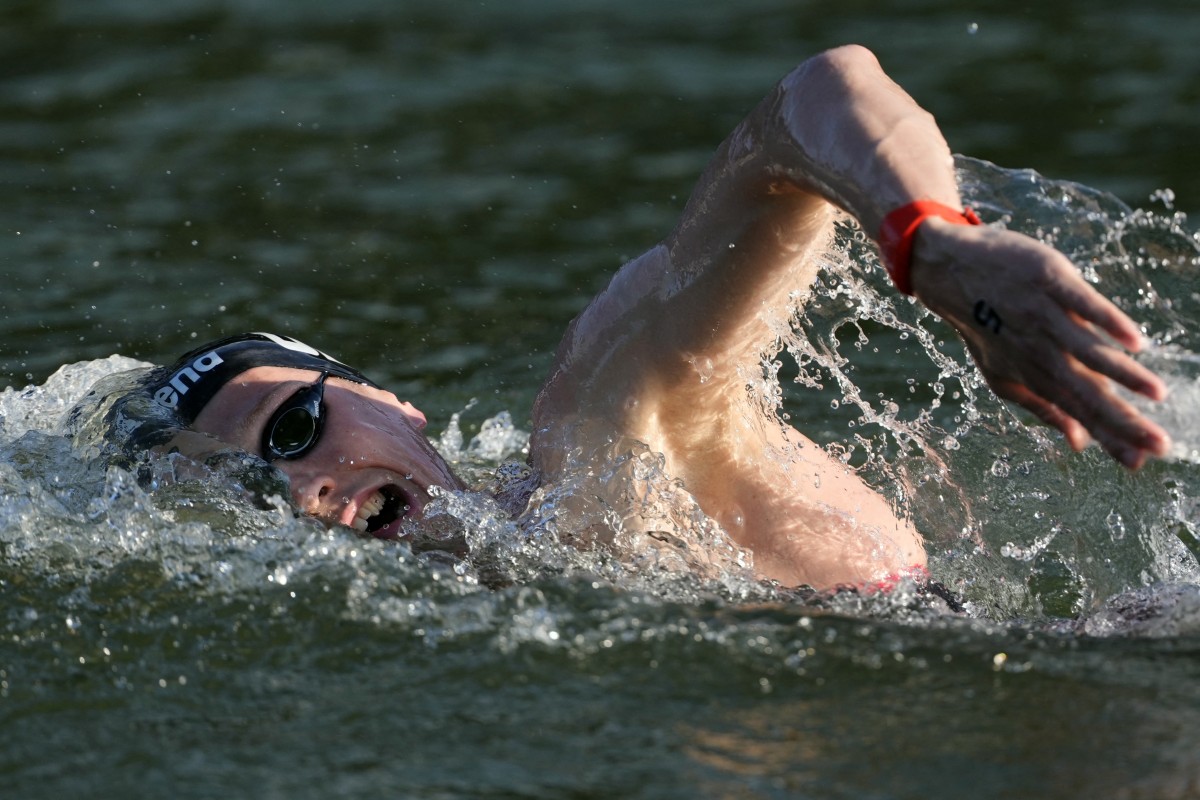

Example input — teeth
[352,490,386,531]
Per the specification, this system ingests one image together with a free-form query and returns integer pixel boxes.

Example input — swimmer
[126,45,1170,589]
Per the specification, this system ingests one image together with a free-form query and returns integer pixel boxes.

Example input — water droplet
[1149,188,1176,210]
[1106,509,1126,540]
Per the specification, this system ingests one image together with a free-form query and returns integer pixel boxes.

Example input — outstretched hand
[908,218,1171,469]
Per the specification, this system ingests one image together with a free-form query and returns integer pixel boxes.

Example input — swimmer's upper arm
[578,46,961,374]
[533,46,966,444]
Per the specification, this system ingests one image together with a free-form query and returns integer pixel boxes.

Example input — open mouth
[353,484,412,539]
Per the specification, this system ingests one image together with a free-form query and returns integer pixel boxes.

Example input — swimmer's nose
[292,473,337,517]
[400,402,427,430]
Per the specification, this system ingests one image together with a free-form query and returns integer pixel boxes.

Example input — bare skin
[187,45,1170,589]
[529,45,1168,585]
[191,366,463,538]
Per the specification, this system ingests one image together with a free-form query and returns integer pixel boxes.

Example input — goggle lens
[263,372,329,461]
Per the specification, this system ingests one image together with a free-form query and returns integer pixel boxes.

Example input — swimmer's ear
[154,428,240,462]
[148,429,261,485]
[147,429,292,508]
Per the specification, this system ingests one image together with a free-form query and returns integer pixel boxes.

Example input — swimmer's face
[189,366,464,538]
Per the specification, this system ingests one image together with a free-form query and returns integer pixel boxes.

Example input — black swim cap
[150,332,379,423]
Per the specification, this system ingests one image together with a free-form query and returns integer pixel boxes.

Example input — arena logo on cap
[154,351,225,409]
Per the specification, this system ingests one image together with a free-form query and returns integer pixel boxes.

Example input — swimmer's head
[89,331,463,538]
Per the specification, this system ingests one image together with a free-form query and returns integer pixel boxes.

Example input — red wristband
[877,200,982,296]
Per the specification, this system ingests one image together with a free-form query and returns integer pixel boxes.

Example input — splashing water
[769,157,1200,621]
[5,160,1200,800]
[3,159,1199,635]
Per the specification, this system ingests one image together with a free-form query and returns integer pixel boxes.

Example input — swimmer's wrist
[877,200,982,295]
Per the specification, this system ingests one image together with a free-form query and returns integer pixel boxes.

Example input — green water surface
[2,2,1200,798]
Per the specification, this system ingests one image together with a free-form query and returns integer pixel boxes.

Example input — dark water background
[3,2,1200,798]
[4,0,1200,414]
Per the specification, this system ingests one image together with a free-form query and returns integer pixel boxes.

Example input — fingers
[1042,263,1172,462]
[1089,410,1169,469]
[1004,379,1164,469]
[1049,272,1146,352]
[1047,270,1173,400]
[1016,352,1171,468]
[990,379,1090,451]
[1052,310,1169,402]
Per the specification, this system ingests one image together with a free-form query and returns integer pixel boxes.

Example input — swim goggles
[261,371,330,462]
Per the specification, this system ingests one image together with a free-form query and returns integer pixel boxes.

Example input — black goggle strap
[261,371,330,462]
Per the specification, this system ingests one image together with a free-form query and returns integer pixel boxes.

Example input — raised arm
[535,44,1168,470]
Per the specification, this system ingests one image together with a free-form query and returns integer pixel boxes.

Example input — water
[4,2,1200,798]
